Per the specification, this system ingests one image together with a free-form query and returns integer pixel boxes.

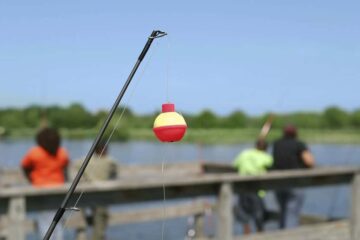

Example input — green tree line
[1,104,360,131]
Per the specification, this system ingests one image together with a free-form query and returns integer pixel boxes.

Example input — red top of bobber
[162,103,175,113]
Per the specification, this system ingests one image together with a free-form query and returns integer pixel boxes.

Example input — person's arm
[265,155,274,171]
[62,152,70,182]
[233,154,241,170]
[22,167,32,182]
[233,152,246,174]
[301,150,315,168]
[63,166,69,182]
[109,161,118,180]
[21,152,33,183]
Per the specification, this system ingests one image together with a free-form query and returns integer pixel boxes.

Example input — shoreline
[3,128,360,144]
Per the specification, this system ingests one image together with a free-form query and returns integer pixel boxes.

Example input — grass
[5,128,360,144]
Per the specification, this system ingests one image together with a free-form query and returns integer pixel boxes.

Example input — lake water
[1,139,359,239]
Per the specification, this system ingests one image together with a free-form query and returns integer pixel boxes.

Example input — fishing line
[38,68,49,129]
[165,36,172,103]
[61,41,161,231]
[161,39,171,240]
[161,144,168,240]
[159,34,179,240]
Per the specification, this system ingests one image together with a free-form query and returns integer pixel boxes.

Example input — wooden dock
[237,221,349,240]
[1,162,360,240]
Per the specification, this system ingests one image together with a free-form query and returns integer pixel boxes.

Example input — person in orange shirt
[21,127,69,240]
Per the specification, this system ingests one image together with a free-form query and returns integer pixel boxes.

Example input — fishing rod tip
[150,30,167,39]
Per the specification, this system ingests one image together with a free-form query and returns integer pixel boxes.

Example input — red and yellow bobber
[153,103,187,142]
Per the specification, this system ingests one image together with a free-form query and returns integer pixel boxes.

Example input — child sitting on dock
[73,140,118,240]
[233,139,273,234]
[21,127,69,240]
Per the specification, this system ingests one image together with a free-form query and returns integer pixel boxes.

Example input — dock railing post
[194,213,205,238]
[75,227,87,240]
[351,172,360,240]
[216,182,233,240]
[7,196,26,240]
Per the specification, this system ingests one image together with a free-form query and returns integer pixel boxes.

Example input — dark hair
[95,140,108,155]
[36,128,61,156]
[256,139,268,151]
[283,124,297,138]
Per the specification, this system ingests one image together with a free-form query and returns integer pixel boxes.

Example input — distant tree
[247,115,265,128]
[46,105,67,128]
[1,103,358,133]
[351,109,360,128]
[191,110,218,128]
[269,114,287,129]
[95,106,141,129]
[128,114,154,128]
[222,111,247,128]
[285,112,323,129]
[323,106,349,128]
[0,109,26,128]
[23,105,43,128]
[94,110,108,120]
[67,103,96,128]
[96,111,130,141]
[45,104,96,128]
[116,106,134,118]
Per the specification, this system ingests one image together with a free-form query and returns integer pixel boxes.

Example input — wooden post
[72,211,88,240]
[7,197,26,240]
[75,227,87,240]
[194,213,205,238]
[351,172,360,240]
[216,183,233,240]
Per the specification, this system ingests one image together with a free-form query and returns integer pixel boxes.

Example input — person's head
[36,128,61,156]
[255,139,268,151]
[95,140,108,155]
[283,124,297,139]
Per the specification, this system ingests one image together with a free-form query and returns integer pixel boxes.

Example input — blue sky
[0,1,359,115]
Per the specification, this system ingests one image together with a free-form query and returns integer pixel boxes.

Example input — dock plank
[236,221,349,240]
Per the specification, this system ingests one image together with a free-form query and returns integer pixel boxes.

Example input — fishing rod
[258,113,274,140]
[43,30,167,240]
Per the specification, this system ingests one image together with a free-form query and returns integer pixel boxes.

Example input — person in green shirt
[233,139,273,234]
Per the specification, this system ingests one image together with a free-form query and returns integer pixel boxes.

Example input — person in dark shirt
[272,125,315,229]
